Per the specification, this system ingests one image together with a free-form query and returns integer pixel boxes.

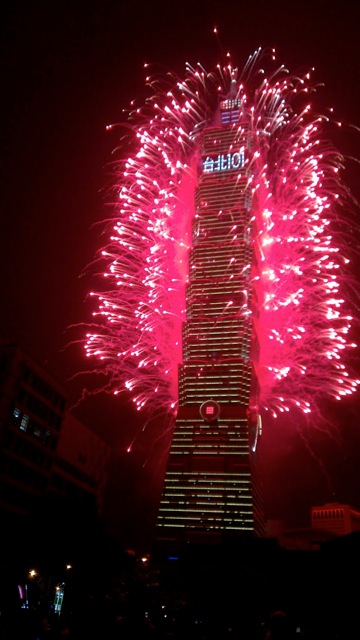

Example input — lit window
[20,414,29,432]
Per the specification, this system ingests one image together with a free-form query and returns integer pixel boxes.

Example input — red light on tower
[200,400,220,422]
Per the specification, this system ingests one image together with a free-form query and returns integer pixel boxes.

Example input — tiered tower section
[156,94,264,542]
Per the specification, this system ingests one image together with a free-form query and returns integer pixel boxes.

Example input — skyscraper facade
[156,88,264,543]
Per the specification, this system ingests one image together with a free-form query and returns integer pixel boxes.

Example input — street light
[22,568,38,609]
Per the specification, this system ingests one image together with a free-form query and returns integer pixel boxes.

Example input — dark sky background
[1,0,360,546]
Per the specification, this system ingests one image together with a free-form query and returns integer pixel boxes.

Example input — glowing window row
[170,442,249,451]
[187,284,248,299]
[195,189,247,208]
[189,262,252,279]
[159,502,253,511]
[163,472,251,480]
[194,209,248,225]
[164,483,251,498]
[171,422,249,432]
[191,235,251,250]
[184,317,247,331]
[187,284,248,300]
[171,425,249,435]
[171,436,249,444]
[171,434,248,442]
[171,429,249,439]
[197,173,247,189]
[159,500,253,508]
[179,383,251,393]
[157,522,255,531]
[168,450,249,457]
[189,249,253,268]
[178,377,251,389]
[190,241,250,257]
[180,361,251,369]
[192,229,248,246]
[200,128,248,155]
[179,364,252,376]
[183,338,251,349]
[183,332,248,347]
[179,393,251,404]
[189,246,253,264]
[188,264,251,279]
[189,273,249,285]
[159,497,252,506]
[195,177,247,200]
[183,319,249,333]
[189,254,251,271]
[179,377,252,388]
[178,376,252,386]
[183,331,252,346]
[157,519,253,528]
[161,492,245,499]
[158,510,254,521]
[158,508,253,519]
[182,351,249,363]
[183,348,247,360]
[187,301,248,315]
[169,444,249,453]
[178,377,252,389]
[193,218,248,237]
[173,417,248,424]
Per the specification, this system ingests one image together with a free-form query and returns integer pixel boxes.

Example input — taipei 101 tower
[84,53,358,548]
[156,75,265,543]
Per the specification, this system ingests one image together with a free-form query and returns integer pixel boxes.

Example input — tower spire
[228,67,238,98]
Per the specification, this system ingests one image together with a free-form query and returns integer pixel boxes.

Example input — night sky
[1,0,360,546]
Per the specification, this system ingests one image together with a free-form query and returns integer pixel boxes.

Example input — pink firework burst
[83,47,360,427]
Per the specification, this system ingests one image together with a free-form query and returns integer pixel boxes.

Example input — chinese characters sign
[202,149,245,174]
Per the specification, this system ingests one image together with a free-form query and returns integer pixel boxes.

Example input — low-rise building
[0,340,111,541]
[311,502,360,536]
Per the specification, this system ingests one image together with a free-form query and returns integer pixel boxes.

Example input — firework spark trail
[83,47,360,432]
[247,69,360,417]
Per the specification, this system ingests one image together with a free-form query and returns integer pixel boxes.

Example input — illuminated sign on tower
[156,91,264,543]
